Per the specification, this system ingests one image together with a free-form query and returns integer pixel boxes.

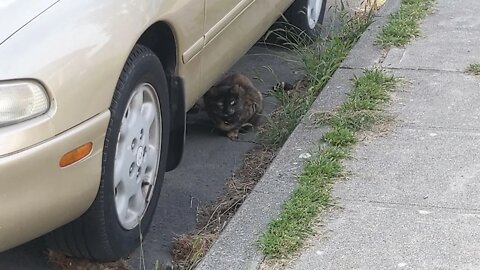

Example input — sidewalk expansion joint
[383,66,465,74]
[339,66,372,71]
[396,124,480,135]
[340,66,467,75]
[341,198,480,213]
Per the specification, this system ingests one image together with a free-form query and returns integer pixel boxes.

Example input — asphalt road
[0,1,364,268]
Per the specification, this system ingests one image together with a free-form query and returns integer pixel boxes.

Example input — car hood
[0,0,60,45]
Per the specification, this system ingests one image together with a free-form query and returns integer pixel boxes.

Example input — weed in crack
[466,63,480,76]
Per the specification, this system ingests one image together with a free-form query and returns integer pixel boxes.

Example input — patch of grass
[466,63,480,75]
[259,69,398,259]
[328,110,380,131]
[377,0,435,48]
[323,126,356,146]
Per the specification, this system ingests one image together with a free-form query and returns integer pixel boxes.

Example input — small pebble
[299,153,312,159]
[418,210,431,215]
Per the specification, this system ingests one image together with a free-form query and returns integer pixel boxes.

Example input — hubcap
[114,83,162,230]
[307,0,324,30]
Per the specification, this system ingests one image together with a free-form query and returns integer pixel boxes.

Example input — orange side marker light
[59,142,93,167]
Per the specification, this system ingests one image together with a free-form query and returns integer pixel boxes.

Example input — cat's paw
[227,130,240,140]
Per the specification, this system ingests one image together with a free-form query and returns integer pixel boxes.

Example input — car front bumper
[0,111,110,252]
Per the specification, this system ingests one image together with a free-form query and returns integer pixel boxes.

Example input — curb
[196,1,401,269]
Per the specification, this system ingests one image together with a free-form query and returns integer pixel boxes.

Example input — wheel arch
[136,21,185,172]
[137,21,177,80]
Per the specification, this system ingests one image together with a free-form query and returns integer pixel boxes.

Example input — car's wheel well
[137,22,185,172]
[137,22,177,80]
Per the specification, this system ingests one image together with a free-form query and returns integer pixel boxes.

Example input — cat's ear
[206,86,219,97]
[231,84,244,95]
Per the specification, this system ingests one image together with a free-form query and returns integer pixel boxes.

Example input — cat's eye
[230,100,236,105]
[216,102,223,108]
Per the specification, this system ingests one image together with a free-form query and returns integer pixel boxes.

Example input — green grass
[259,69,398,259]
[377,0,435,48]
[259,13,373,147]
[466,64,480,75]
[322,126,356,146]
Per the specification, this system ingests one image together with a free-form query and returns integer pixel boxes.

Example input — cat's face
[214,97,237,118]
[205,85,243,120]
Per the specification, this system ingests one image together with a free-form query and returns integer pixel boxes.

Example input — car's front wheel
[46,44,170,261]
[286,0,328,37]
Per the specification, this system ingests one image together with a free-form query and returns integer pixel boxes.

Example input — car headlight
[0,81,50,127]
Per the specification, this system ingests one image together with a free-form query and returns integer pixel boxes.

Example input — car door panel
[204,0,252,44]
[182,36,204,64]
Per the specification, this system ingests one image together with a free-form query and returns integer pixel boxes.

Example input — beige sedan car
[0,0,326,261]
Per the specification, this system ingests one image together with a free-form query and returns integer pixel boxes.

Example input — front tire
[46,45,170,261]
[286,0,328,37]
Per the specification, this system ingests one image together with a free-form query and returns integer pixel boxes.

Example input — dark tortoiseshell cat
[204,73,263,139]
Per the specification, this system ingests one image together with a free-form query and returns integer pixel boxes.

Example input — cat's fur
[204,73,263,139]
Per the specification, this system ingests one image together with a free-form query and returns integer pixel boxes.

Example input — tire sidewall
[101,47,170,257]
[288,0,328,36]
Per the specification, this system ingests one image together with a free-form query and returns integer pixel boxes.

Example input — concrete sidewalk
[289,0,480,269]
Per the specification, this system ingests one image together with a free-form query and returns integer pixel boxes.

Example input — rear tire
[286,0,327,37]
[46,44,170,261]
